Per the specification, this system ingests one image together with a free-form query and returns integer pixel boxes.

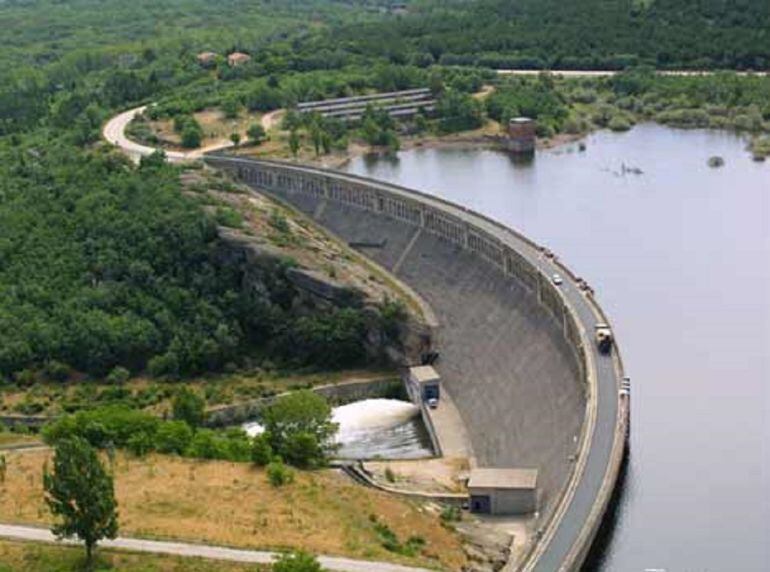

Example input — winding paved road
[102,106,283,163]
[0,524,430,572]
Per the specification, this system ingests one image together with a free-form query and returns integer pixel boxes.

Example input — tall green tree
[289,129,301,157]
[262,390,338,468]
[43,437,119,565]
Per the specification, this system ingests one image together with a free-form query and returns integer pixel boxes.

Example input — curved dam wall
[205,155,628,572]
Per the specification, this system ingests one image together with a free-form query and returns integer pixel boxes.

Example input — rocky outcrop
[456,522,514,572]
[213,227,431,367]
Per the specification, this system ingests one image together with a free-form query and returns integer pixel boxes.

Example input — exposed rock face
[213,227,431,367]
[456,521,513,572]
[286,266,365,309]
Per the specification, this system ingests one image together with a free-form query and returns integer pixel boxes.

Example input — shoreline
[285,130,587,171]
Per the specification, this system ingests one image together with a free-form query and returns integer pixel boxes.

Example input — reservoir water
[243,398,432,460]
[346,124,770,571]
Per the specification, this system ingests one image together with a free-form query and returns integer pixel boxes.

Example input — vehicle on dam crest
[595,324,614,354]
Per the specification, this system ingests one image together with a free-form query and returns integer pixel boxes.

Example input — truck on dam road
[595,323,614,354]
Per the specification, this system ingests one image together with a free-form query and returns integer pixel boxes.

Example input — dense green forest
[0,1,386,382]
[0,144,376,381]
[319,0,770,70]
[1,0,769,384]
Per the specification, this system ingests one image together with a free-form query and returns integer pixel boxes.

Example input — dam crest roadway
[205,155,630,572]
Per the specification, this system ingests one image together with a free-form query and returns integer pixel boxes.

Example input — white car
[552,273,563,286]
[427,398,439,409]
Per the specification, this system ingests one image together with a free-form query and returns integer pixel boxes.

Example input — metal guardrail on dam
[204,154,629,572]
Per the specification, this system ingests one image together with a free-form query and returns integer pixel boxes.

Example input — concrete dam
[205,155,630,572]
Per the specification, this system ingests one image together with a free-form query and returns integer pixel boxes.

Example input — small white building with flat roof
[407,365,441,402]
[467,468,539,515]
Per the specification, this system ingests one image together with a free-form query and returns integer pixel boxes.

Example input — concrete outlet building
[407,365,441,402]
[468,468,539,515]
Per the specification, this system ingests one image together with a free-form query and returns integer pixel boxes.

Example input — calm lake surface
[347,124,770,572]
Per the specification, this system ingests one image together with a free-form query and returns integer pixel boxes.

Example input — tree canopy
[262,390,338,468]
[43,437,119,563]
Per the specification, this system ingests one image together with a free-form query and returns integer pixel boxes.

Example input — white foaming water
[242,398,429,458]
[333,398,419,436]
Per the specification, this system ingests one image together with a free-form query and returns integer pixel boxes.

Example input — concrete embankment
[204,155,628,572]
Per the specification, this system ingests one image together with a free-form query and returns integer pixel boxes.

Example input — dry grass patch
[0,451,465,569]
[148,108,262,150]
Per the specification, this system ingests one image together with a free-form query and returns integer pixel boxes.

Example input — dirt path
[0,523,430,572]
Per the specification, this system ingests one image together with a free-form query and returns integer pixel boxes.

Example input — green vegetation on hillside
[317,0,770,71]
[488,70,770,138]
[0,144,379,382]
[1,0,769,387]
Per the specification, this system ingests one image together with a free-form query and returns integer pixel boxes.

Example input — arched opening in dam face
[243,398,434,460]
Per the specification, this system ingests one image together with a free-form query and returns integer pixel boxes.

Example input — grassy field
[0,451,465,570]
[140,108,264,150]
[0,539,266,572]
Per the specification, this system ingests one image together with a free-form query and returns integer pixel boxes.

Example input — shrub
[372,517,426,556]
[267,458,294,487]
[247,124,267,144]
[186,429,225,459]
[272,551,323,572]
[221,428,252,461]
[275,309,367,369]
[172,387,205,428]
[184,428,251,462]
[147,352,180,378]
[608,114,632,132]
[155,421,194,454]
[251,433,273,466]
[570,88,597,104]
[106,366,130,385]
[269,210,290,234]
[222,98,240,119]
[44,360,70,383]
[214,207,243,229]
[262,390,337,467]
[181,125,202,148]
[42,406,159,450]
[655,108,710,128]
[282,432,323,469]
[440,505,462,523]
[126,431,154,456]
